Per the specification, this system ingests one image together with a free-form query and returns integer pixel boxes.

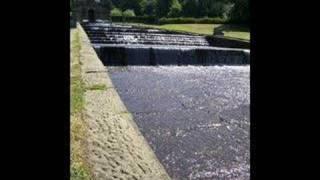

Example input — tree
[116,0,144,15]
[101,0,113,17]
[108,0,249,22]
[111,8,122,16]
[144,0,157,16]
[207,1,229,18]
[123,9,136,17]
[168,0,182,17]
[228,0,249,23]
[181,0,198,17]
[156,0,172,17]
[140,0,148,14]
[111,0,124,8]
[197,0,210,17]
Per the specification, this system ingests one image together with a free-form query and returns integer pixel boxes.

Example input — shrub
[111,8,122,16]
[123,9,136,17]
[158,17,228,24]
[111,15,157,24]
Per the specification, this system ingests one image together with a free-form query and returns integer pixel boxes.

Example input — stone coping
[77,23,171,180]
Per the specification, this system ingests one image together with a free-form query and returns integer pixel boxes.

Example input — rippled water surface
[108,65,250,180]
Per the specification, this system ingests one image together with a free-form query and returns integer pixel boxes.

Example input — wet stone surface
[108,66,250,180]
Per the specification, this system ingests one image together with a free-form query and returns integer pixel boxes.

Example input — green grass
[71,28,93,180]
[154,24,214,35]
[71,75,84,115]
[71,29,84,117]
[129,23,250,41]
[86,84,107,91]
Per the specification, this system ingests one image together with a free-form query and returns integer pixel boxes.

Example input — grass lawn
[129,23,250,41]
[71,28,93,180]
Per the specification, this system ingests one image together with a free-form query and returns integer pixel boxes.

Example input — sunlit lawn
[129,23,250,41]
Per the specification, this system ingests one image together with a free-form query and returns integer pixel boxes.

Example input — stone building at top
[72,0,111,22]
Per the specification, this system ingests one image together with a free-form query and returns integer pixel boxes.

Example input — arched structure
[73,0,111,22]
[88,9,95,22]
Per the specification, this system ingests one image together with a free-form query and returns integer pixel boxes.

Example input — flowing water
[83,22,210,46]
[82,22,250,66]
[82,21,250,179]
[108,66,250,180]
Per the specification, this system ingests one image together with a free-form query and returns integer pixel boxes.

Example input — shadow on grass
[214,24,249,33]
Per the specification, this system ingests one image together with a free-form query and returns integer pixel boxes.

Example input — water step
[95,45,250,66]
[82,22,250,50]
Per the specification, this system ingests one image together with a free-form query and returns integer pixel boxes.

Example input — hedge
[158,17,228,24]
[110,16,231,25]
[111,16,157,24]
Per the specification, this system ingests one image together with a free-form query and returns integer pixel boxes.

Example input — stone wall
[206,36,250,49]
[73,0,110,21]
[77,23,171,180]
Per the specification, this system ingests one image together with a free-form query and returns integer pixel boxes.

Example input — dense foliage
[111,8,123,16]
[228,0,249,23]
[106,0,248,23]
[123,9,136,17]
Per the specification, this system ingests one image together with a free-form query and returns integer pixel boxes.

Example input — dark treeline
[108,0,248,23]
[70,0,249,23]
